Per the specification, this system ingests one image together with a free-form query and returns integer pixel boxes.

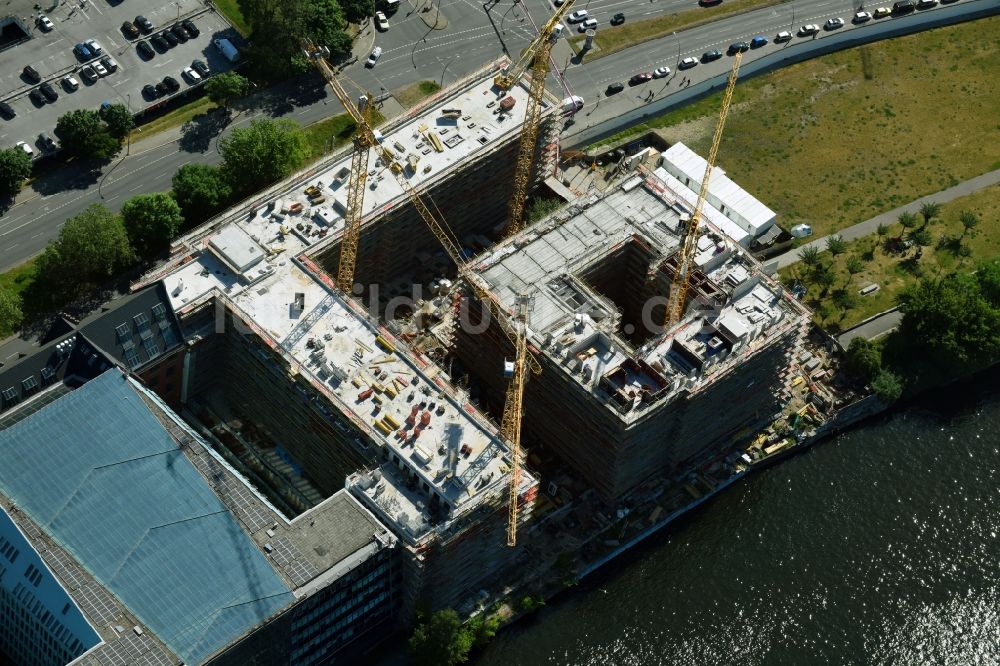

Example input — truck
[213,38,240,63]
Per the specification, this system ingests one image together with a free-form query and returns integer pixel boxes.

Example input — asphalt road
[0,0,984,272]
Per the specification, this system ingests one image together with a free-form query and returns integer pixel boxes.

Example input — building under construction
[133,59,552,617]
[456,160,811,499]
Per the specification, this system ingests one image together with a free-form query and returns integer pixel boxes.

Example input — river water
[475,368,1000,666]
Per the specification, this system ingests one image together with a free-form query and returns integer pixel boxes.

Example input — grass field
[0,260,37,337]
[131,96,220,141]
[212,0,250,35]
[394,80,442,108]
[595,16,1000,239]
[778,183,1000,331]
[569,0,787,59]
[301,109,386,162]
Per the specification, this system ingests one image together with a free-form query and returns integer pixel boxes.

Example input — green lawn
[394,80,442,108]
[778,183,1000,331]
[301,109,386,162]
[593,16,1000,240]
[130,96,220,141]
[212,0,250,35]
[0,260,38,337]
[569,0,788,60]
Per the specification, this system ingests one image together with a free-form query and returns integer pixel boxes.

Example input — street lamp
[440,54,459,86]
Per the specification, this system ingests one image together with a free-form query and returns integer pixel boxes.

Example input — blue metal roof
[0,370,293,664]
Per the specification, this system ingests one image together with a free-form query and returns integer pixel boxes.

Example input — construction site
[0,17,824,663]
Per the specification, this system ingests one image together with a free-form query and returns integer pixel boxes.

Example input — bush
[171,163,234,224]
[844,337,881,382]
[121,193,184,255]
[56,109,121,160]
[220,118,308,196]
[408,609,473,666]
[0,147,33,199]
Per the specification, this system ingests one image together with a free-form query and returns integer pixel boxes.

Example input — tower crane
[663,51,743,327]
[501,297,529,547]
[495,0,576,237]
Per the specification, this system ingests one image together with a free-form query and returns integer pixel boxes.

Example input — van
[384,0,400,12]
[561,95,584,112]
[213,38,240,62]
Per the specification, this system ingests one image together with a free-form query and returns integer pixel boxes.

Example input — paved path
[837,308,903,349]
[773,168,1000,269]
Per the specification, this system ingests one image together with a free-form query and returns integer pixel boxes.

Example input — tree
[976,260,1000,308]
[813,264,836,296]
[876,222,890,252]
[897,211,919,233]
[239,0,351,80]
[0,287,23,335]
[171,163,233,223]
[871,369,903,403]
[56,109,121,160]
[845,255,864,282]
[220,118,308,195]
[832,288,856,316]
[918,201,941,230]
[408,609,473,666]
[844,337,881,382]
[799,245,821,268]
[0,147,32,199]
[121,193,184,255]
[100,103,134,140]
[339,0,374,23]
[825,235,847,257]
[896,272,1000,375]
[959,210,979,238]
[910,227,933,248]
[467,611,502,648]
[33,204,134,297]
[205,72,250,110]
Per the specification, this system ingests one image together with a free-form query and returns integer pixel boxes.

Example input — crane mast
[665,51,742,327]
[496,0,575,237]
[501,300,529,547]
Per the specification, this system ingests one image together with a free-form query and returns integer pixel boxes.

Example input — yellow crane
[501,297,530,547]
[495,0,576,236]
[664,51,743,327]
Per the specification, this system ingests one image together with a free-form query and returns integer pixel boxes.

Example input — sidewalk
[773,168,1000,269]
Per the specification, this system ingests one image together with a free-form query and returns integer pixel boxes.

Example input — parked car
[29,89,45,105]
[182,66,201,83]
[653,66,670,78]
[192,59,210,78]
[85,38,103,55]
[22,65,41,83]
[917,0,936,7]
[678,57,698,69]
[121,21,140,38]
[162,30,179,47]
[170,24,189,42]
[80,66,98,84]
[629,72,653,85]
[578,18,598,32]
[853,10,872,22]
[728,41,749,54]
[798,24,820,35]
[181,19,199,37]
[151,34,169,50]
[137,40,155,58]
[162,75,180,92]
[567,9,588,22]
[873,6,892,16]
[39,82,57,102]
[73,42,92,59]
[375,10,389,30]
[775,30,793,42]
[135,15,153,33]
[38,133,57,151]
[605,82,624,95]
[702,49,723,62]
[0,102,15,120]
[750,35,768,48]
[100,56,118,73]
[62,75,80,91]
[142,83,158,99]
[610,12,625,25]
[155,82,169,97]
[93,61,108,77]
[892,0,916,12]
[16,141,33,157]
[824,17,845,29]
[37,14,54,31]
[699,0,723,5]
[366,46,382,67]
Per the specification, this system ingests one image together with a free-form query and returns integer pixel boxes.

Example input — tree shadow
[179,108,231,154]
[28,159,105,197]
[235,73,329,118]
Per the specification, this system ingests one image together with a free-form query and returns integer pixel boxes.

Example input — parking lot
[0,0,238,155]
